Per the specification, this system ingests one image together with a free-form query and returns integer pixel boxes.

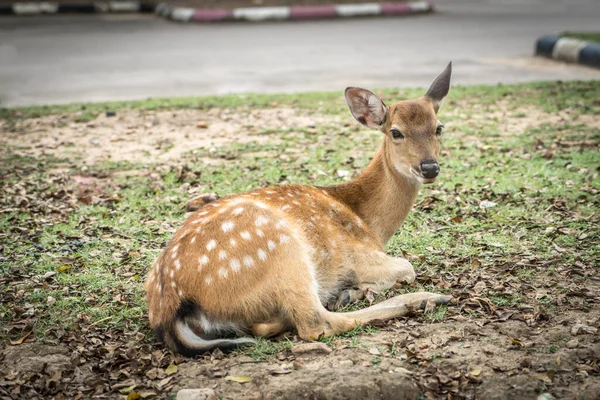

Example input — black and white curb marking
[536,35,600,69]
[0,1,154,14]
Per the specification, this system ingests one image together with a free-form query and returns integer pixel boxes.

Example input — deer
[145,63,453,356]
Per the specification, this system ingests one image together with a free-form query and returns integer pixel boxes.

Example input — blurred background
[1,0,599,106]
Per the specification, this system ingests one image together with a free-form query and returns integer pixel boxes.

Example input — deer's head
[345,63,452,184]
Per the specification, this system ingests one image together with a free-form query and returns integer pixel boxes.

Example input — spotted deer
[145,63,454,356]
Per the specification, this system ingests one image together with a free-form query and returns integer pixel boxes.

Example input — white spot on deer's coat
[199,255,209,266]
[275,220,288,230]
[232,207,245,216]
[280,234,290,244]
[267,240,276,251]
[254,201,268,209]
[265,190,276,194]
[243,256,254,267]
[230,258,241,272]
[178,289,183,297]
[205,276,213,285]
[256,229,264,237]
[171,281,176,288]
[257,249,267,261]
[206,240,217,251]
[219,250,228,261]
[255,216,269,226]
[287,193,294,197]
[281,205,291,211]
[174,259,182,270]
[169,270,174,278]
[171,244,179,259]
[191,236,196,244]
[230,238,237,247]
[198,211,209,216]
[218,267,228,278]
[222,221,234,232]
[292,200,300,205]
[240,231,251,240]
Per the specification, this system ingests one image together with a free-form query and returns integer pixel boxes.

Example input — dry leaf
[470,369,481,376]
[164,363,178,375]
[10,331,31,345]
[533,374,552,383]
[510,337,522,347]
[119,384,137,394]
[225,376,253,383]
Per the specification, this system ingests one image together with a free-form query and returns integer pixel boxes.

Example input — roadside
[536,31,600,69]
[1,81,599,399]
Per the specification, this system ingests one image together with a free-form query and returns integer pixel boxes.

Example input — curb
[535,35,600,69]
[156,1,433,23]
[0,1,154,15]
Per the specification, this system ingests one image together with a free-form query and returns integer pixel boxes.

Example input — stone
[291,342,332,356]
[176,388,217,400]
[571,324,598,335]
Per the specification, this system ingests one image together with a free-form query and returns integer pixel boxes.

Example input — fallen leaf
[9,331,31,345]
[126,393,141,400]
[510,337,523,347]
[164,363,178,375]
[225,376,253,383]
[119,384,137,394]
[470,369,481,376]
[58,265,72,272]
[533,374,552,384]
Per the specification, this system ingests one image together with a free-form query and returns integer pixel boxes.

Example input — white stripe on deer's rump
[175,320,255,350]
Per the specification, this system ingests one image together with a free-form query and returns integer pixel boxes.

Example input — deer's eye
[391,128,404,139]
[435,125,444,136]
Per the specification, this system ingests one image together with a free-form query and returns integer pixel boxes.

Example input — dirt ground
[1,98,599,399]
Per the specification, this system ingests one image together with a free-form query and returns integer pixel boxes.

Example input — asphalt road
[1,0,599,107]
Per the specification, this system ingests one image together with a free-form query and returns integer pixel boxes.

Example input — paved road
[1,0,599,107]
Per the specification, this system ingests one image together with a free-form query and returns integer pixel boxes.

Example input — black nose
[420,160,440,179]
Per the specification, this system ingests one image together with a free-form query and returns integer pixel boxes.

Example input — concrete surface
[1,0,599,107]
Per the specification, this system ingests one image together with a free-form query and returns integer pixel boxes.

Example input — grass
[562,31,600,43]
[1,80,599,356]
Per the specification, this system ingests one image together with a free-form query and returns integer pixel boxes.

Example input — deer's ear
[345,87,388,128]
[425,62,452,112]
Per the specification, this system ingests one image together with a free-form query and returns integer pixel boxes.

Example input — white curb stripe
[553,38,587,63]
[408,1,431,12]
[108,1,140,12]
[335,3,381,17]
[13,2,58,14]
[171,7,194,21]
[233,6,290,21]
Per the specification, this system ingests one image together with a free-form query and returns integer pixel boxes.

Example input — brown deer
[145,63,453,356]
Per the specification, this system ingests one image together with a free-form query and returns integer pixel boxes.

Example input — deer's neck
[324,140,421,246]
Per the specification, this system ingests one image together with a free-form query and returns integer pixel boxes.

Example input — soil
[0,107,337,165]
[1,101,598,399]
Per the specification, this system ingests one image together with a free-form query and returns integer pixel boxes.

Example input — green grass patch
[562,31,600,43]
[1,80,599,348]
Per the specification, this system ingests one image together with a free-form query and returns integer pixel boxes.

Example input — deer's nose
[420,160,440,179]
